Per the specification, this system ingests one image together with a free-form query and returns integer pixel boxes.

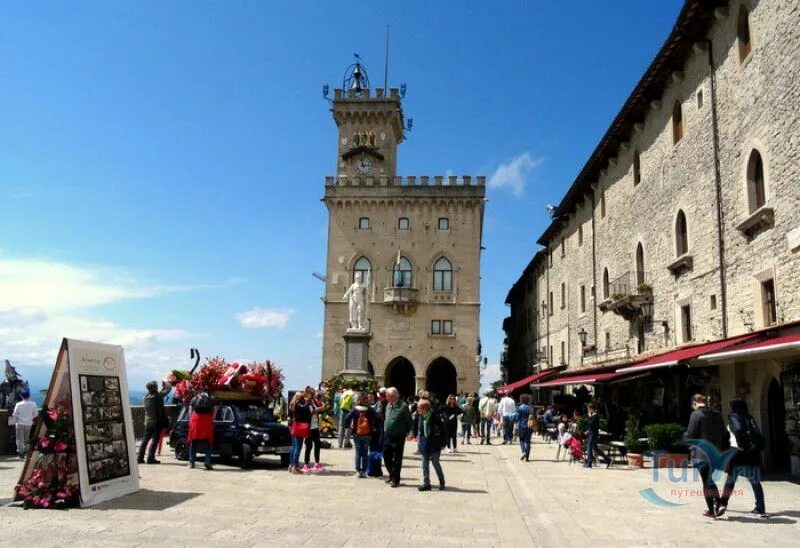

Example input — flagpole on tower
[383,25,389,91]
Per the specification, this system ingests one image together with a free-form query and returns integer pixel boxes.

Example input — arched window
[433,257,453,292]
[633,151,641,186]
[672,100,684,144]
[737,5,752,62]
[635,243,645,286]
[746,149,766,213]
[675,210,689,256]
[353,256,371,283]
[393,256,413,287]
[602,268,610,299]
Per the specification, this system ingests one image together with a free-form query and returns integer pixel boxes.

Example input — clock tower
[320,58,486,400]
[331,60,405,179]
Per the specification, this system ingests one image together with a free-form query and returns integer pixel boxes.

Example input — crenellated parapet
[333,88,400,100]
[325,175,486,187]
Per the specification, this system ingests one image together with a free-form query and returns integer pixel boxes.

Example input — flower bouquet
[18,401,79,509]
[172,357,284,403]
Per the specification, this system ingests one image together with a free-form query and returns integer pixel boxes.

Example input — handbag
[291,421,310,438]
[527,415,536,430]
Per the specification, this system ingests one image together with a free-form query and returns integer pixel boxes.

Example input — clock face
[356,155,373,174]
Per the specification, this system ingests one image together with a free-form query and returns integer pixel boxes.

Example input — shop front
[698,331,800,477]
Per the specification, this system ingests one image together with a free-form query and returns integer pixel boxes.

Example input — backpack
[355,411,371,436]
[340,391,354,412]
[193,392,214,413]
[741,415,765,451]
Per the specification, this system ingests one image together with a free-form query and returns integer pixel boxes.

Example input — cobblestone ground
[1,437,799,547]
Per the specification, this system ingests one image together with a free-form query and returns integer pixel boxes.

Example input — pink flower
[54,441,67,452]
[48,409,59,421]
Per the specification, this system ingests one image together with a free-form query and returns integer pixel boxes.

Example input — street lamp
[641,298,668,328]
[578,327,589,347]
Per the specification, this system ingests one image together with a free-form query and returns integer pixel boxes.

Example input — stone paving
[1,437,799,547]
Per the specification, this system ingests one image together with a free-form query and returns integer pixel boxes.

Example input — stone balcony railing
[383,286,418,304]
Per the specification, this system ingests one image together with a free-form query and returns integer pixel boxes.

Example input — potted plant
[624,417,646,468]
[645,423,687,468]
[637,282,653,294]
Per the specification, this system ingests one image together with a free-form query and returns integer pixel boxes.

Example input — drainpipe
[590,189,599,348]
[703,37,729,339]
[545,253,550,366]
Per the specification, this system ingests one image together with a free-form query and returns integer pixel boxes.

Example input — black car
[169,399,292,468]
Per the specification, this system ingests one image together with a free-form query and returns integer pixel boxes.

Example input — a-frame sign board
[15,339,140,507]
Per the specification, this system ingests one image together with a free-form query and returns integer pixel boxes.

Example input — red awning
[535,371,622,388]
[496,369,558,395]
[698,332,800,362]
[616,333,760,374]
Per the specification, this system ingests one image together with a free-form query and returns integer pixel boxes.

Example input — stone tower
[320,61,486,399]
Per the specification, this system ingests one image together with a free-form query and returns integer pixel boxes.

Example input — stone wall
[507,0,800,376]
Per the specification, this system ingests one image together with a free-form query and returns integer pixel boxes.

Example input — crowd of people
[128,378,770,517]
[282,386,546,490]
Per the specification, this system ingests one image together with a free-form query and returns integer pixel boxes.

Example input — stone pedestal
[341,330,373,380]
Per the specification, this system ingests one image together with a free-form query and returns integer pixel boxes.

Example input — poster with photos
[68,339,139,507]
[79,374,130,484]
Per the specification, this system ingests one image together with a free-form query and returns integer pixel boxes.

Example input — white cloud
[0,253,231,385]
[236,307,294,330]
[488,152,543,197]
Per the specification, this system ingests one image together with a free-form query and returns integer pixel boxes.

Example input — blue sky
[0,1,683,391]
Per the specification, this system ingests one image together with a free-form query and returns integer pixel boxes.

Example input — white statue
[343,271,368,331]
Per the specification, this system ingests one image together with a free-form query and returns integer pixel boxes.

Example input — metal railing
[609,270,650,299]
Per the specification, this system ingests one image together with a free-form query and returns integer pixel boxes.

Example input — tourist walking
[345,393,378,478]
[383,387,413,487]
[303,387,325,472]
[717,398,767,518]
[187,390,215,470]
[442,395,462,453]
[417,398,446,491]
[288,391,312,475]
[461,396,478,444]
[138,380,170,465]
[683,393,729,519]
[583,403,611,468]
[337,387,354,448]
[11,389,37,459]
[478,390,497,445]
[497,393,516,444]
[516,394,534,461]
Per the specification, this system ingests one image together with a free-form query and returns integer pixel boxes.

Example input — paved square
[1,438,799,547]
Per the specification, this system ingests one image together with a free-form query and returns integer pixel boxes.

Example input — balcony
[383,286,418,314]
[598,271,652,321]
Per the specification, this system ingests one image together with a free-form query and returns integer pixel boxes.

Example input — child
[417,398,446,491]
[345,393,378,478]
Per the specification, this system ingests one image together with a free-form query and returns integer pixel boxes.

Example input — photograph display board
[67,339,140,506]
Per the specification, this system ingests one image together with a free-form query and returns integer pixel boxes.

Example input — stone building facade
[503,0,800,472]
[321,82,485,398]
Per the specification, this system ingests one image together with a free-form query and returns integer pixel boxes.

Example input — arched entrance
[766,377,789,470]
[426,357,457,403]
[385,357,415,399]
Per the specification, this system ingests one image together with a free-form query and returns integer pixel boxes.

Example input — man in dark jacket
[138,380,171,464]
[683,394,729,518]
[417,398,446,491]
[583,403,610,468]
[383,387,413,487]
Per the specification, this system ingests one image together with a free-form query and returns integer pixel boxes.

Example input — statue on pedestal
[343,271,369,331]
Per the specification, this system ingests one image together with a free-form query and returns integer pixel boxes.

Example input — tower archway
[426,357,458,403]
[384,356,416,399]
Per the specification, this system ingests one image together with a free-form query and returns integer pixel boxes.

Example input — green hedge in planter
[645,423,684,452]
[624,417,647,454]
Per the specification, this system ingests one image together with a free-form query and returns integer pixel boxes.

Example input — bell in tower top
[343,54,370,96]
